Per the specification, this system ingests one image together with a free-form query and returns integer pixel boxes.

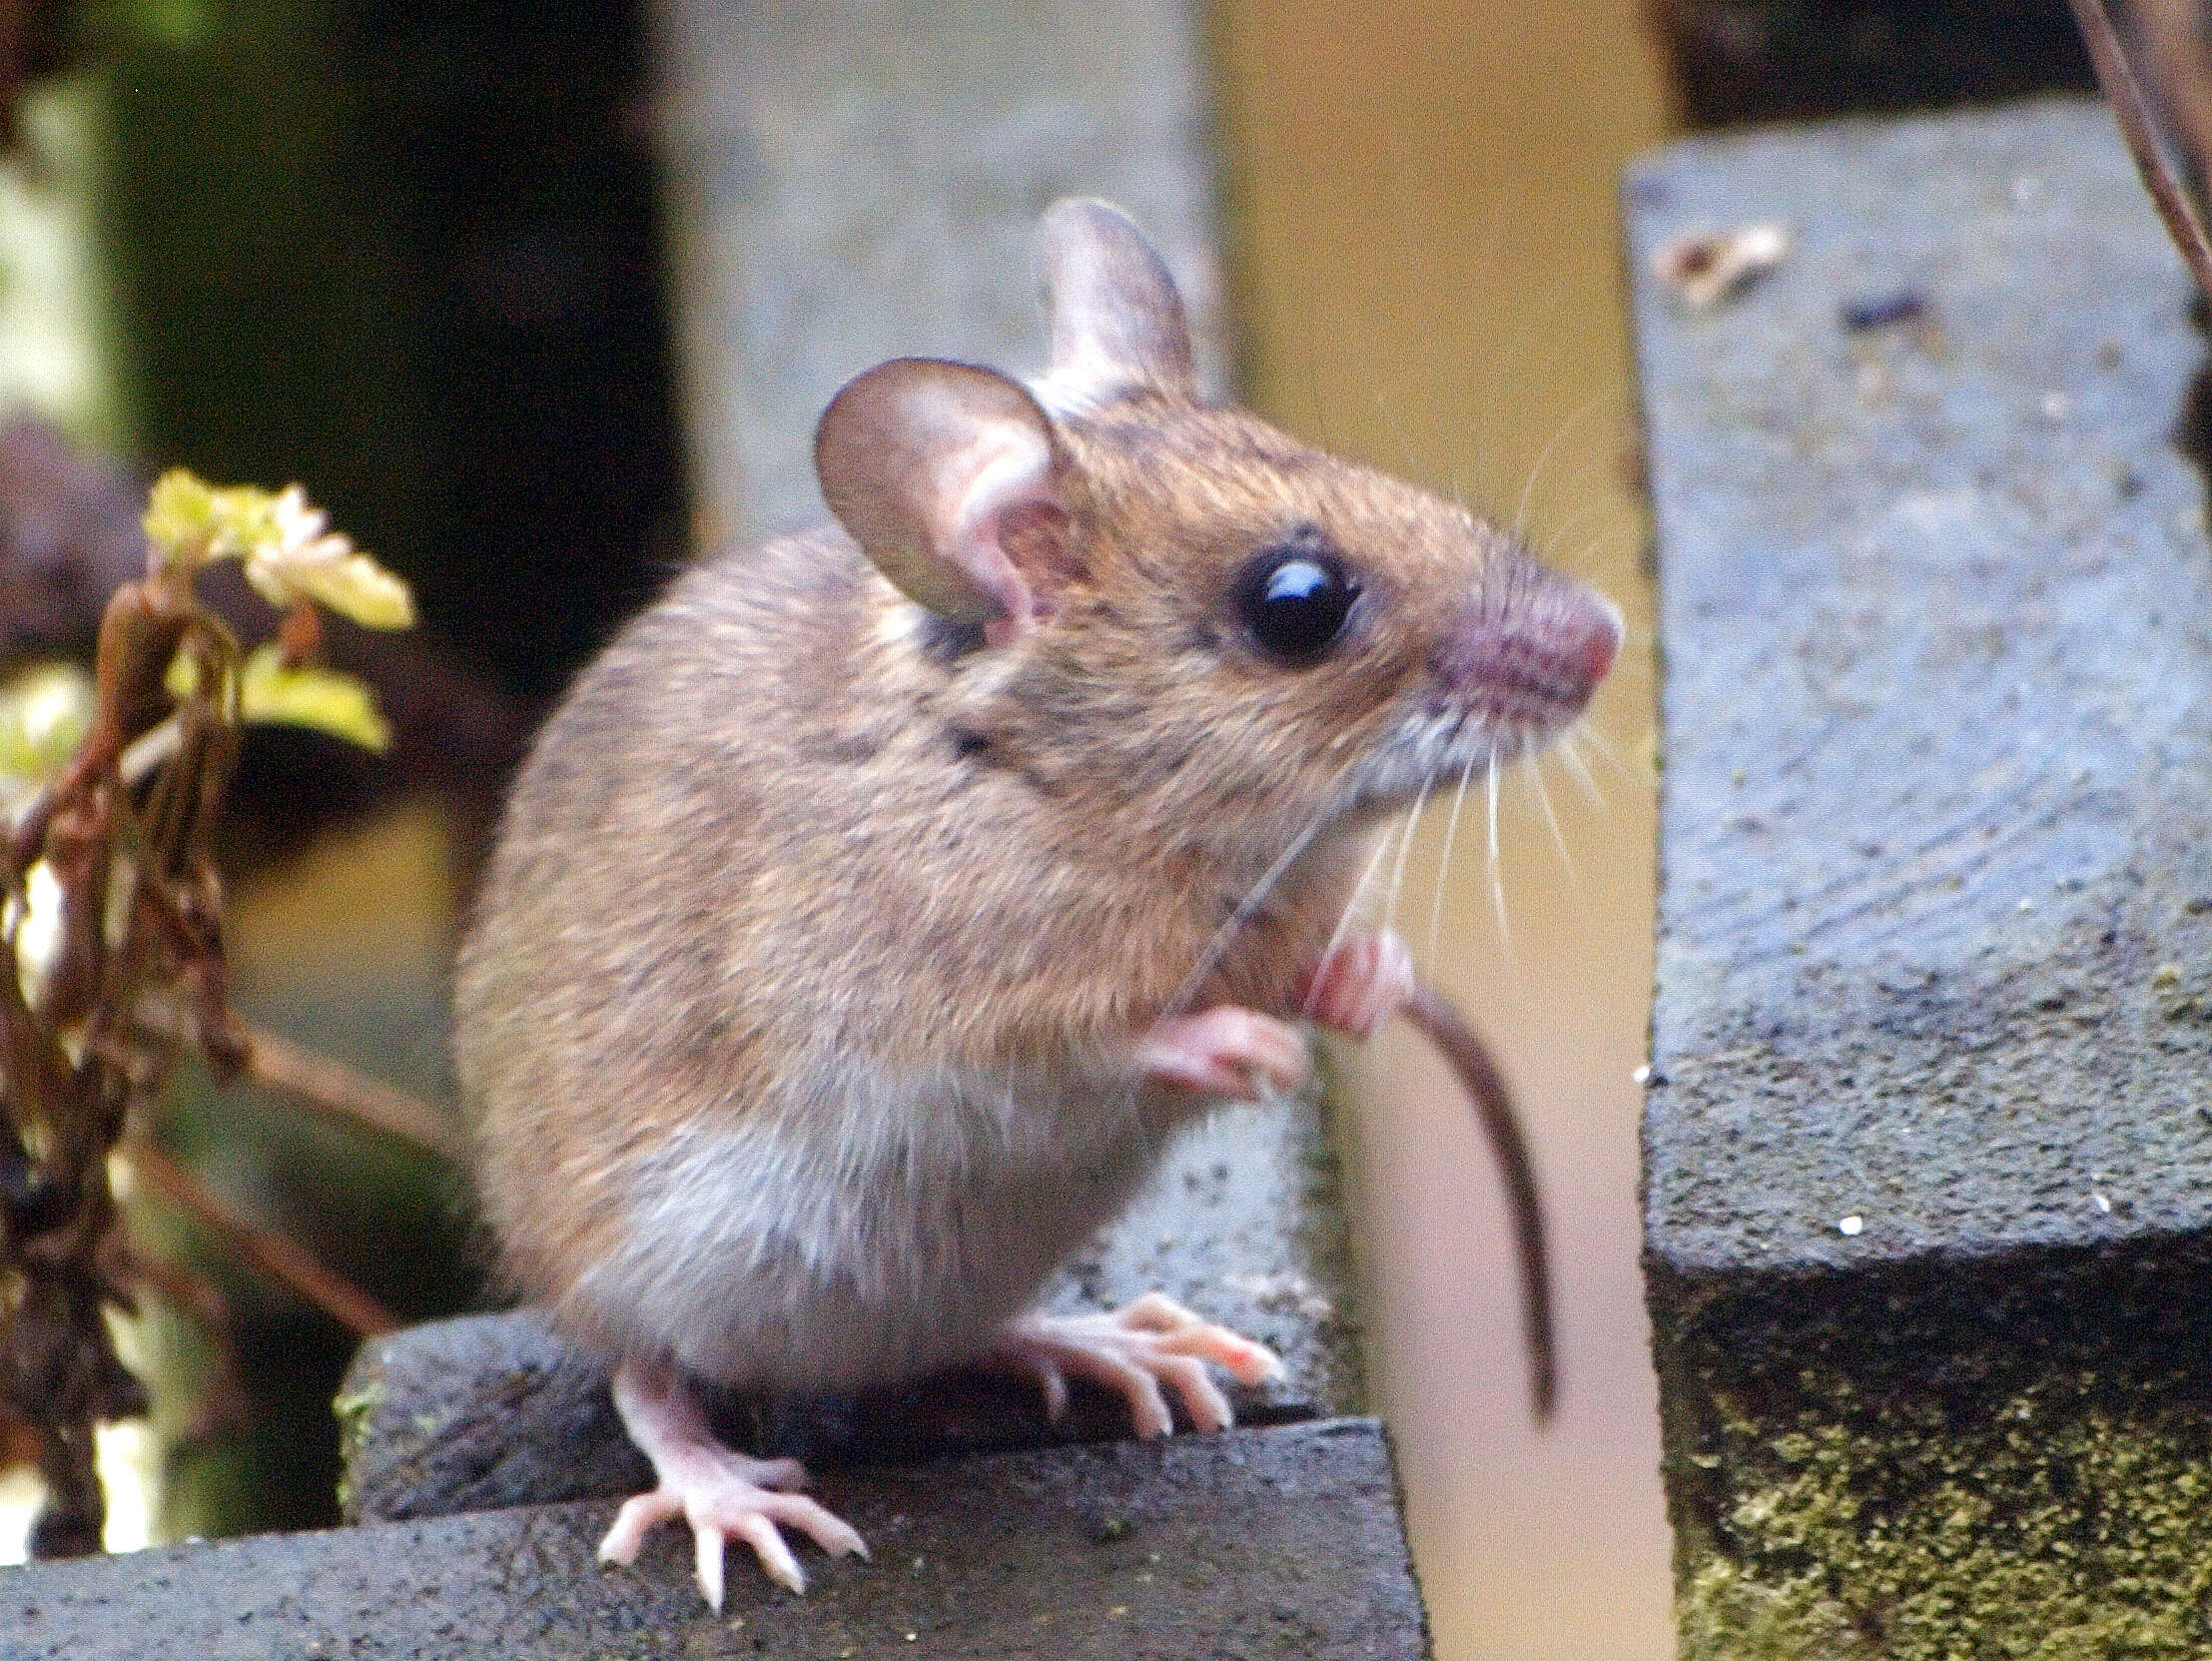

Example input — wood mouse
[453,198,1620,1607]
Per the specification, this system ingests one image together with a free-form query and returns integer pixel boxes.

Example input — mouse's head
[815,199,1621,861]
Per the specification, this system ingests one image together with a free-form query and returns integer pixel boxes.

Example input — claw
[1122,1290,1287,1387]
[598,1489,680,1568]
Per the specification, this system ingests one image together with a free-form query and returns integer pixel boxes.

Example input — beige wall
[1215,6,1675,1656]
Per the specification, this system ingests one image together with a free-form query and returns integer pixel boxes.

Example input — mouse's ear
[1035,198,1198,408]
[816,357,1071,643]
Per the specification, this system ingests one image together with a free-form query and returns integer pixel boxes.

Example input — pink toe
[732,1513,804,1596]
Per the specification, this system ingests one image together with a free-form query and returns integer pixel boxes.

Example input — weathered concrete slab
[652,0,1229,541]
[17,1418,1425,1660]
[1637,96,2212,1276]
[1633,98,2212,1655]
[342,1097,1358,1521]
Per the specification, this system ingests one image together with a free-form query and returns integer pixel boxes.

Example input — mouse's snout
[1552,588,1624,694]
[1430,568,1623,733]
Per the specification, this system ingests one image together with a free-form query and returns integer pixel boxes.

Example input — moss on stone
[329,1373,381,1520]
[1656,1245,2212,1659]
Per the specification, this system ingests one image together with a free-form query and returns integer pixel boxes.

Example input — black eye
[1235,544,1359,665]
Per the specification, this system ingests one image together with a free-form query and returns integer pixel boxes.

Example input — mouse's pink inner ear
[816,358,1070,639]
[1035,198,1197,409]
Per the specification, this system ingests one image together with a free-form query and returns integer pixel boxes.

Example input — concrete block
[1633,97,2212,1656]
[12,1418,1428,1659]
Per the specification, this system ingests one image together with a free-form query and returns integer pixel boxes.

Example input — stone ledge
[342,1100,1359,1522]
[1637,97,2212,1282]
[1632,96,2212,1656]
[15,1418,1426,1661]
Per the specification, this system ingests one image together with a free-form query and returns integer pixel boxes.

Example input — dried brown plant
[0,473,451,1555]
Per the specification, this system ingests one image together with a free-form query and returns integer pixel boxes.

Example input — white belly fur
[572,1058,1179,1390]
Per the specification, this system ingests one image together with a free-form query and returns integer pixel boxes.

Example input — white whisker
[1306,822,1400,1018]
[1159,752,1376,1031]
[1512,388,1612,544]
[1533,491,1629,564]
[1106,751,1379,1154]
[1553,524,1642,586]
[1557,728,1606,805]
[1380,770,1431,943]
[1371,387,1423,482]
[1470,288,1573,514]
[1485,743,1510,945]
[1538,435,1634,512]
[1576,722,1649,782]
[1527,752,1581,900]
[1424,747,1482,970]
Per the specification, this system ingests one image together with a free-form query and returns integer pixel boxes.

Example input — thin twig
[2136,0,2212,195]
[117,1241,231,1331]
[125,1140,398,1337]
[2069,0,2212,302]
[242,1023,465,1162]
[133,1002,464,1163]
[1398,981,1559,1423]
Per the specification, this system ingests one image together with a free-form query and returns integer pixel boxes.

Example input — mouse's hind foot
[601,1360,867,1606]
[994,1291,1285,1438]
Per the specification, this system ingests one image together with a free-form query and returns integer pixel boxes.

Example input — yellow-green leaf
[141,470,416,630]
[239,486,415,629]
[141,468,223,569]
[0,662,96,790]
[235,646,391,751]
[240,540,415,629]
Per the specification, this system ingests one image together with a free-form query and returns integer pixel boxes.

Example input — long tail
[1398,980,1558,1424]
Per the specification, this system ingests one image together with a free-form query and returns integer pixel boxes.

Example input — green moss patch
[1656,1244,2212,1659]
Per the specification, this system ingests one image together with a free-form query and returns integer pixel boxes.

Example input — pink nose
[1433,578,1623,720]
[1555,592,1623,693]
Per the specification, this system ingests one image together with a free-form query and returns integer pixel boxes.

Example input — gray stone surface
[337,1307,649,1523]
[652,0,1229,542]
[343,1096,1359,1522]
[1635,97,2212,1281]
[1632,97,2212,1654]
[17,1419,1425,1660]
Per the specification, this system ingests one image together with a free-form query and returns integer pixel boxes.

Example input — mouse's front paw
[1297,928,1414,1041]
[1135,1006,1309,1101]
[995,1291,1287,1438]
